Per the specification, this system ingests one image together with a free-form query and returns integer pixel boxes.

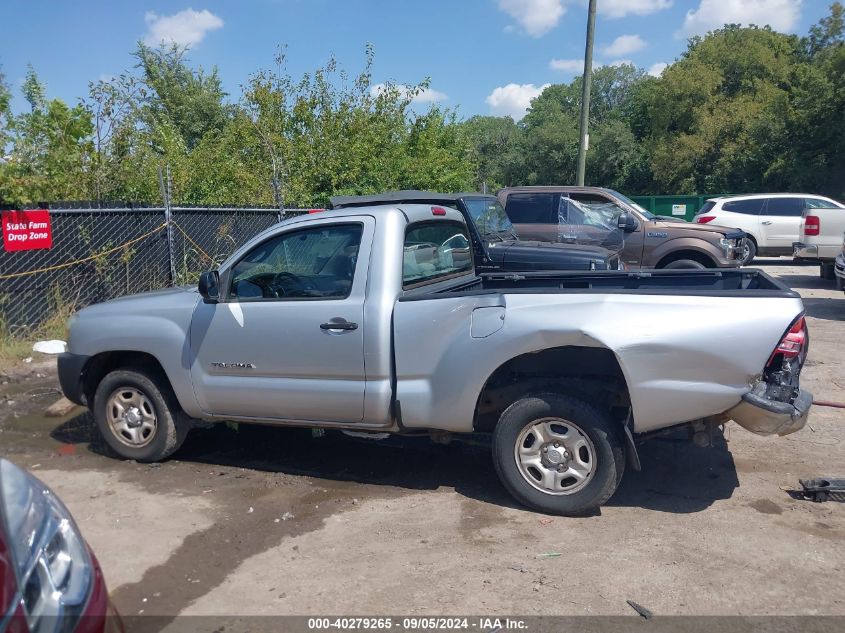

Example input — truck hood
[74,286,199,319]
[649,219,745,239]
[488,240,617,271]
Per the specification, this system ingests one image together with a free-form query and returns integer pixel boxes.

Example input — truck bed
[405,268,796,299]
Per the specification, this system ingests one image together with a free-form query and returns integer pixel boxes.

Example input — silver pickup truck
[58,204,812,515]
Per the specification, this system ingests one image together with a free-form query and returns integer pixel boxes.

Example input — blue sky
[0,1,833,121]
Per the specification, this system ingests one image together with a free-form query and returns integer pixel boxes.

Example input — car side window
[230,224,363,300]
[721,199,764,215]
[765,197,804,217]
[805,197,836,209]
[504,193,557,224]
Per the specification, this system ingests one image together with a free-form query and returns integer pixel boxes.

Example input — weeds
[0,286,78,362]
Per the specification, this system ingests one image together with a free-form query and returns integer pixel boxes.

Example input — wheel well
[473,346,630,433]
[82,351,173,406]
[656,249,715,268]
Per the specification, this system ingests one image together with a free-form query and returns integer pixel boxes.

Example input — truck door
[566,192,645,268]
[189,218,373,423]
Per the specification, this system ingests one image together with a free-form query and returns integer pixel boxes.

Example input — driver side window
[230,224,363,300]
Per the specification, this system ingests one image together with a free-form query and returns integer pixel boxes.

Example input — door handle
[320,320,358,331]
[761,221,773,225]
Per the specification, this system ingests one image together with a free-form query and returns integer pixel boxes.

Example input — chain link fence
[0,203,310,336]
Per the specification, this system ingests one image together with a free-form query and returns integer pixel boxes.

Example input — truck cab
[329,191,625,272]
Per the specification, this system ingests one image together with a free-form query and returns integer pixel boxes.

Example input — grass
[0,287,76,363]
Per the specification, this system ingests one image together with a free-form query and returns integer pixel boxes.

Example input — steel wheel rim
[513,417,596,496]
[105,387,157,448]
[742,242,752,264]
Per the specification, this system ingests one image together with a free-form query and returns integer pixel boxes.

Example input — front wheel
[740,239,757,265]
[662,259,706,270]
[93,368,188,462]
[492,393,625,515]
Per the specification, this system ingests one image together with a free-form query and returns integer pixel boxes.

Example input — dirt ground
[1,259,843,622]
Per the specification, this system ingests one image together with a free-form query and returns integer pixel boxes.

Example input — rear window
[722,199,764,215]
[698,201,716,214]
[765,197,804,217]
[504,193,557,224]
[403,221,473,288]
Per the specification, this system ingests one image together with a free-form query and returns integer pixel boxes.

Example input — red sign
[2,210,53,252]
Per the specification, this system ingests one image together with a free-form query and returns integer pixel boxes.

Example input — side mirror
[617,212,638,233]
[198,270,220,303]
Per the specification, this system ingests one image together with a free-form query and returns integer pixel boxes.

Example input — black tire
[93,368,188,462]
[837,275,844,291]
[820,262,836,281]
[492,393,625,516]
[740,239,757,265]
[662,259,707,270]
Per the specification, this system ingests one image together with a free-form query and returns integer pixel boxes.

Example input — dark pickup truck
[329,191,626,272]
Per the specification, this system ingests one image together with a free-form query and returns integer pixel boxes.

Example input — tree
[460,115,523,189]
[641,25,805,193]
[0,68,93,204]
[133,43,231,152]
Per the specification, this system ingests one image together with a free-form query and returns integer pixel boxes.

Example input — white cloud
[549,58,584,72]
[369,83,448,104]
[143,8,224,47]
[599,0,673,19]
[648,61,669,76]
[485,83,550,120]
[602,34,647,57]
[679,0,802,37]
[498,0,566,37]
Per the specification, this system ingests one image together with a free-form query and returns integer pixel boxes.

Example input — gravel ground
[0,259,842,623]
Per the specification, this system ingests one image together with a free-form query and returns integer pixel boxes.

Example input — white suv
[693,193,844,264]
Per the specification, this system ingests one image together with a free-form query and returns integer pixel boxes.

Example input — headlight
[0,459,92,633]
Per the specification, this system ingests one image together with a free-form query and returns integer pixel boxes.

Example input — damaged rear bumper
[728,382,813,436]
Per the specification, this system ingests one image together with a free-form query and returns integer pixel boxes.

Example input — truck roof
[264,203,466,240]
[329,190,494,209]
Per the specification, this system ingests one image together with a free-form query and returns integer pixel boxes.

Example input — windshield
[605,189,656,220]
[463,198,516,238]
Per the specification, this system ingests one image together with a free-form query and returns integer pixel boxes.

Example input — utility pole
[576,0,597,186]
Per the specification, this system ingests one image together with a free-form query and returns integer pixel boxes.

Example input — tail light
[804,215,820,236]
[431,206,447,216]
[696,216,716,224]
[767,316,807,367]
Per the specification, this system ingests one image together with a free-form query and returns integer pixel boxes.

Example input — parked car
[835,236,845,292]
[329,191,625,272]
[58,204,810,515]
[0,459,120,633]
[793,203,845,280]
[694,193,844,264]
[497,186,745,270]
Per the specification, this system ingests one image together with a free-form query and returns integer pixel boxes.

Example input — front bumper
[728,382,813,436]
[793,242,819,260]
[57,352,90,406]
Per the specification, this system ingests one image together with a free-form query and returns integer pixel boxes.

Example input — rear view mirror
[198,270,220,303]
[617,213,638,233]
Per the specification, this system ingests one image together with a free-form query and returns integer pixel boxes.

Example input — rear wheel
[93,369,188,462]
[662,259,706,270]
[492,393,625,515]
